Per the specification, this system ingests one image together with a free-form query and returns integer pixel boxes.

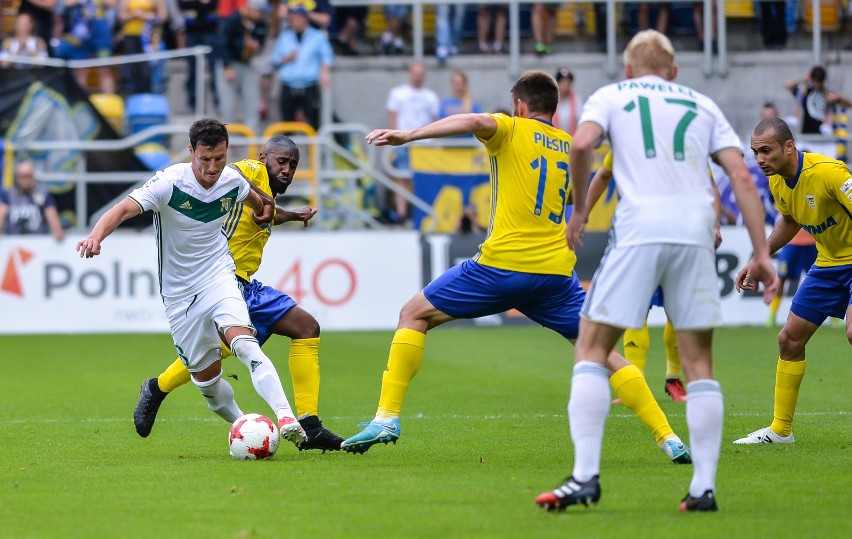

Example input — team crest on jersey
[221,198,233,212]
[805,194,816,209]
[180,201,192,210]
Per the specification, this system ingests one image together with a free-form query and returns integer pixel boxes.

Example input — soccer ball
[228,413,280,460]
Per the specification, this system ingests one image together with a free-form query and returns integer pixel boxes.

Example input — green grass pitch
[1,325,849,538]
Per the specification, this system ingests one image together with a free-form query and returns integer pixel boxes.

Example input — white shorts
[164,275,254,372]
[581,243,721,330]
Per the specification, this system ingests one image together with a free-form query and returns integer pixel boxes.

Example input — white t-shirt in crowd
[386,83,441,131]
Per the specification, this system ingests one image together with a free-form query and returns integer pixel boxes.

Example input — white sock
[193,373,244,423]
[568,361,611,482]
[686,379,723,497]
[231,335,294,422]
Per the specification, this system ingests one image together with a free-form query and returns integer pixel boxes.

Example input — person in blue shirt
[271,5,333,130]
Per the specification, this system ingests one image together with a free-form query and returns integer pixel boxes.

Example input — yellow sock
[770,358,806,437]
[157,358,191,393]
[623,324,650,373]
[663,319,681,378]
[769,295,781,320]
[289,337,321,418]
[611,364,674,446]
[377,328,426,418]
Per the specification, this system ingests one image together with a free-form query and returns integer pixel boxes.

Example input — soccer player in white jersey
[535,31,778,513]
[76,118,308,447]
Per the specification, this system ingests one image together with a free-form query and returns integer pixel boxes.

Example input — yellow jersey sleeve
[472,114,577,276]
[603,151,613,173]
[770,153,852,267]
[223,159,274,281]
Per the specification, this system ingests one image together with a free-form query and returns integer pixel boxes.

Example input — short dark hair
[189,118,229,150]
[511,70,559,115]
[263,134,297,155]
[810,65,826,83]
[753,117,795,146]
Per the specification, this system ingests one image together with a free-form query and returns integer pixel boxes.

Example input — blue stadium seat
[126,94,170,146]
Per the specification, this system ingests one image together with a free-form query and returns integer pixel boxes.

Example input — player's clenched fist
[76,238,101,258]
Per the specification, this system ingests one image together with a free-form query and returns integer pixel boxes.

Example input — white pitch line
[4,410,849,425]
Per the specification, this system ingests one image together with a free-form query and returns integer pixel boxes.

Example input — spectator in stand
[554,67,583,136]
[271,4,333,130]
[217,0,269,134]
[379,4,407,55]
[784,66,852,136]
[531,3,557,57]
[435,3,464,65]
[278,0,331,30]
[53,0,117,94]
[638,2,668,34]
[439,69,481,119]
[332,4,366,56]
[0,13,49,68]
[17,0,56,48]
[163,0,186,49]
[0,160,65,240]
[116,0,168,95]
[477,4,506,54]
[178,0,221,113]
[759,1,787,50]
[217,0,243,18]
[384,61,439,224]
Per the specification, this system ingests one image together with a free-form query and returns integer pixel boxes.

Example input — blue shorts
[790,264,852,325]
[777,243,818,280]
[423,259,586,340]
[238,277,297,346]
[650,286,664,309]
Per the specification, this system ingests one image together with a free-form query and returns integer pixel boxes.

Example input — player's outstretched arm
[366,113,497,146]
[76,197,142,258]
[274,205,317,227]
[567,121,603,250]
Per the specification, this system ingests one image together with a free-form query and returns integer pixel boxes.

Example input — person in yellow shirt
[134,135,345,451]
[341,71,691,467]
[736,117,852,444]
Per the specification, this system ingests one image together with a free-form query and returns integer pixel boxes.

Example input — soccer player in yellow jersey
[341,70,691,466]
[133,135,345,451]
[587,151,724,403]
[735,117,852,444]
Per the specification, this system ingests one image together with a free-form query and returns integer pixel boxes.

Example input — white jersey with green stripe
[128,163,250,301]
[579,74,741,249]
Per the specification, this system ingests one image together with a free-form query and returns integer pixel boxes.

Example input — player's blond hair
[623,30,676,76]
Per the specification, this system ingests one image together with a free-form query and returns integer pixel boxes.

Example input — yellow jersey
[474,114,576,276]
[769,151,852,267]
[222,159,273,281]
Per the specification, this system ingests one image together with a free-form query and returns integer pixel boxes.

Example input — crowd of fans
[1,2,850,235]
